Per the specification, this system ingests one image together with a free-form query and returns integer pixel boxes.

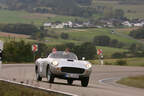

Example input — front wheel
[36,72,42,81]
[81,77,89,87]
[47,69,55,83]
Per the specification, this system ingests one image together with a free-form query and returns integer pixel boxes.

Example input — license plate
[65,74,79,78]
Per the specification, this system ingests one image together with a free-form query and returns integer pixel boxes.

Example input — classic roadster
[35,49,92,87]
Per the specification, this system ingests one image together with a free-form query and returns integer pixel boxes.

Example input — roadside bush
[105,61,113,65]
[111,52,125,58]
[115,60,127,66]
[3,40,33,63]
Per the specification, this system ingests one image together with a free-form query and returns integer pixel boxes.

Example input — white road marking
[0,78,78,96]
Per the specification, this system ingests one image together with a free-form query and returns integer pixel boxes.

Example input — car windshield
[48,51,78,60]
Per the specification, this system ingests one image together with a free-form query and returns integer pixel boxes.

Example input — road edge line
[0,78,78,96]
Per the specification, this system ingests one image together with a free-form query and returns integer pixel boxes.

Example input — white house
[122,21,132,27]
[133,23,144,27]
[51,24,64,28]
[43,23,52,27]
[68,21,73,27]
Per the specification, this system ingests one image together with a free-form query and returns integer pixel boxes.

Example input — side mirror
[82,57,85,60]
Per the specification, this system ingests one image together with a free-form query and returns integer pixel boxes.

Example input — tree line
[2,41,96,63]
[129,27,144,39]
[0,0,93,17]
[0,24,39,35]
[0,0,125,18]
[93,35,125,48]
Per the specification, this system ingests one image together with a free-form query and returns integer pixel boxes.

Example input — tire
[81,77,89,87]
[67,79,73,85]
[36,72,42,81]
[47,68,55,83]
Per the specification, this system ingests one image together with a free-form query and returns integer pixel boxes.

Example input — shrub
[60,33,69,39]
[105,61,113,65]
[111,52,125,58]
[116,60,127,66]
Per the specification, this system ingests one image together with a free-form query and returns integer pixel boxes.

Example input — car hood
[52,59,90,69]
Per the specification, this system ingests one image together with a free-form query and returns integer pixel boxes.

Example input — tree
[129,27,144,39]
[93,35,111,46]
[129,43,137,54]
[1,24,39,35]
[60,33,69,39]
[114,9,125,19]
[3,40,33,62]
[76,42,96,60]
[109,39,119,47]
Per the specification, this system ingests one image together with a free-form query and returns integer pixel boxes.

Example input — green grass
[117,76,144,88]
[92,0,144,19]
[89,57,144,66]
[0,10,47,26]
[0,81,65,96]
[0,36,35,43]
[52,28,138,46]
[45,37,82,46]
[96,46,128,58]
[0,10,83,26]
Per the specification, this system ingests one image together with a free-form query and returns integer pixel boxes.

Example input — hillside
[0,0,93,17]
[92,0,144,18]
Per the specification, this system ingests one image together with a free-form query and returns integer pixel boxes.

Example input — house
[51,24,64,28]
[133,23,144,27]
[122,21,132,27]
[43,23,52,27]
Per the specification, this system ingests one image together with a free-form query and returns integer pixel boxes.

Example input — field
[89,57,144,66]
[114,27,138,35]
[0,32,30,38]
[0,31,35,43]
[96,46,128,58]
[92,0,144,19]
[52,28,139,46]
[0,81,65,96]
[0,10,83,26]
[117,75,144,88]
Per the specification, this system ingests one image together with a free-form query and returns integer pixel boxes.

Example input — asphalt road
[0,64,144,96]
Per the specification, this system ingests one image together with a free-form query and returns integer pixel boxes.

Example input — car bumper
[50,67,91,80]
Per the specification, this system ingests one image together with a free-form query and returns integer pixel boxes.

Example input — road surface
[0,64,144,96]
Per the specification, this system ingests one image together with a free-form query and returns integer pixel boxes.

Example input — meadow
[52,28,139,46]
[0,10,82,26]
[92,0,144,19]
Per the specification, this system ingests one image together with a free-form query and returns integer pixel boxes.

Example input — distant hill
[95,0,144,4]
[0,0,93,17]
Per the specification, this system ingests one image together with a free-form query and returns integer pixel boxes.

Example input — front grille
[61,67,85,74]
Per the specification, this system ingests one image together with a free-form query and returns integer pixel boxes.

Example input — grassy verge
[89,57,144,66]
[52,28,139,46]
[117,76,144,88]
[0,81,66,96]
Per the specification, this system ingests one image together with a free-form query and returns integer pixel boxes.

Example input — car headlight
[85,64,92,69]
[52,61,59,66]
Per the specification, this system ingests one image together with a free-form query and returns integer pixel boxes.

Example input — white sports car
[35,50,92,87]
